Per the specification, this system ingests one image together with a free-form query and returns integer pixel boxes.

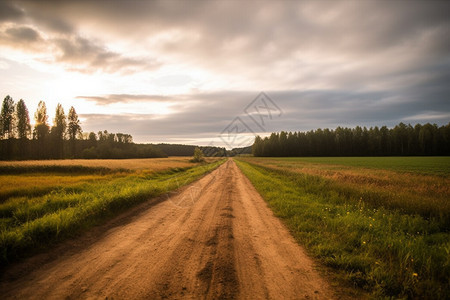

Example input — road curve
[0,159,335,299]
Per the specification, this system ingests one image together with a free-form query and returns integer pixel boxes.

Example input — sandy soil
[0,159,337,299]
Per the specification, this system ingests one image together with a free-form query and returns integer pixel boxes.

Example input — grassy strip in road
[235,159,449,299]
[0,159,225,266]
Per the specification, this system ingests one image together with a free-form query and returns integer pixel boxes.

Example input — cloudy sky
[0,0,449,148]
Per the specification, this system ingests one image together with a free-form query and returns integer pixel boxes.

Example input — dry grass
[242,157,450,218]
[0,157,221,172]
[0,157,222,203]
[0,174,108,201]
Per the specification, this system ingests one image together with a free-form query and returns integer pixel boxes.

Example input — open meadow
[235,156,450,299]
[0,157,225,266]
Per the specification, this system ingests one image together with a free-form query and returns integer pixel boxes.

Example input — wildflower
[412,273,418,277]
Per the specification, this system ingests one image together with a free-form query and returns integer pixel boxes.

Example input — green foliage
[1,96,230,160]
[1,95,15,139]
[33,101,49,141]
[67,106,81,157]
[15,99,31,140]
[235,158,449,299]
[190,147,205,162]
[50,103,67,158]
[253,122,450,157]
[0,97,168,160]
[67,106,81,141]
[0,159,225,266]
[52,104,66,140]
[154,143,227,157]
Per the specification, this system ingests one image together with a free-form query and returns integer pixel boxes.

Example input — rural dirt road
[1,159,337,299]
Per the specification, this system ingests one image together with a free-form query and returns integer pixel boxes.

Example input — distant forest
[0,96,226,160]
[253,123,450,157]
[3,96,448,160]
[154,144,227,157]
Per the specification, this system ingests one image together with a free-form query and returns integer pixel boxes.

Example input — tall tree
[14,99,31,159]
[88,132,97,142]
[34,101,49,140]
[252,135,263,156]
[67,106,81,140]
[67,106,82,156]
[52,103,66,139]
[1,95,15,139]
[52,103,66,158]
[16,99,31,139]
[33,101,49,159]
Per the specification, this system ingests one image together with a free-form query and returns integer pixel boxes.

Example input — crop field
[0,158,225,266]
[235,157,450,299]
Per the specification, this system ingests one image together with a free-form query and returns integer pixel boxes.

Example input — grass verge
[235,158,449,299]
[0,159,225,267]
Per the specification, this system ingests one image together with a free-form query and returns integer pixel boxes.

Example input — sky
[0,0,449,149]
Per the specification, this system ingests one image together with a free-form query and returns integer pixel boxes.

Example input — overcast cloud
[0,0,449,147]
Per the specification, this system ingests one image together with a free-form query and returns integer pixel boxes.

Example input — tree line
[154,143,227,157]
[252,123,450,157]
[0,95,167,160]
[0,95,233,160]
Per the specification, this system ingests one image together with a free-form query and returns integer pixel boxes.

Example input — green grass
[272,156,450,176]
[0,159,225,266]
[235,157,449,299]
[241,157,450,224]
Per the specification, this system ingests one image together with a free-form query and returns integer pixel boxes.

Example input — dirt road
[0,159,335,299]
